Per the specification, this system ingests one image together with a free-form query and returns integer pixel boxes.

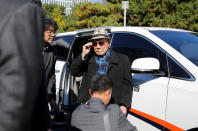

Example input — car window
[55,35,75,45]
[167,57,191,80]
[151,31,198,66]
[71,37,91,59]
[55,35,75,60]
[111,33,168,71]
[111,32,192,80]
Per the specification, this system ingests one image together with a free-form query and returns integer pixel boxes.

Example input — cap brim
[90,36,111,40]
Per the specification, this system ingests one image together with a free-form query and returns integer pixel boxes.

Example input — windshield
[150,30,198,66]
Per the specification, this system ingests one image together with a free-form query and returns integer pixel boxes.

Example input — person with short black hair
[44,16,59,33]
[89,75,112,94]
[71,75,137,131]
[43,16,58,113]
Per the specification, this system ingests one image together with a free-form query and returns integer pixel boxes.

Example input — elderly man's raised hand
[82,42,93,59]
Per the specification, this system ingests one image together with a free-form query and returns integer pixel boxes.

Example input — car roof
[56,30,77,37]
[56,26,191,37]
[110,26,191,33]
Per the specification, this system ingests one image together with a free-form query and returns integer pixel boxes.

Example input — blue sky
[90,0,102,3]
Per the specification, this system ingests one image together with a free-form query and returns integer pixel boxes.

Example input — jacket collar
[108,49,119,65]
[86,98,106,112]
[43,41,53,52]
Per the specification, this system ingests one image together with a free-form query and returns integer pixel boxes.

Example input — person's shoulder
[72,103,84,112]
[71,104,82,120]
[107,104,120,112]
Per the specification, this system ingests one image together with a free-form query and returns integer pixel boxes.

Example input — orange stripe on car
[129,108,185,131]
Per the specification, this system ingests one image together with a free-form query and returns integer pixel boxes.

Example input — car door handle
[133,84,140,92]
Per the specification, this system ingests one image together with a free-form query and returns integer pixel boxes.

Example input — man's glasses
[92,41,105,47]
[46,30,56,35]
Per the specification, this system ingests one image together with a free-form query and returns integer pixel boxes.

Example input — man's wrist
[81,53,86,61]
[81,54,87,61]
[82,56,85,61]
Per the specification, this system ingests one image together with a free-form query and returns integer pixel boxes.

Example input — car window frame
[111,32,195,81]
[166,53,195,81]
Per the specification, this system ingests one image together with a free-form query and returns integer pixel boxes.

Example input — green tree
[43,4,65,32]
[127,0,177,26]
[175,0,198,31]
[63,2,123,31]
[107,0,122,4]
[43,0,198,32]
[127,0,198,31]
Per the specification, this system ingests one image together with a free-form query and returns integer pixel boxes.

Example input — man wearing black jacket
[43,16,58,112]
[71,28,133,115]
[0,0,50,131]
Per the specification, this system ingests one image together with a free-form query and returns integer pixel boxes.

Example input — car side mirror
[131,58,166,76]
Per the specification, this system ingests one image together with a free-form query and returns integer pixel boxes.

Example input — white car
[55,27,198,131]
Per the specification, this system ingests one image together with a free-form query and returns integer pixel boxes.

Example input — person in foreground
[71,75,137,131]
[71,28,133,115]
[0,0,50,131]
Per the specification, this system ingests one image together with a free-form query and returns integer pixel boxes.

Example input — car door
[111,32,169,131]
[54,35,75,105]
[166,56,198,130]
[60,31,95,108]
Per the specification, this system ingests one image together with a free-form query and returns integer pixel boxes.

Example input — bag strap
[103,108,111,131]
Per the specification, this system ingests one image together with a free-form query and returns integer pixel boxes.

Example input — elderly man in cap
[71,28,133,114]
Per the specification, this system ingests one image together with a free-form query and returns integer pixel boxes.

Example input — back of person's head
[89,75,113,95]
[44,16,59,31]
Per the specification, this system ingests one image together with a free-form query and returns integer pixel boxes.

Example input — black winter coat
[71,49,133,108]
[0,0,50,131]
[43,43,57,100]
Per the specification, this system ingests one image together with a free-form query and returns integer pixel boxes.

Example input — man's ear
[104,90,108,97]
